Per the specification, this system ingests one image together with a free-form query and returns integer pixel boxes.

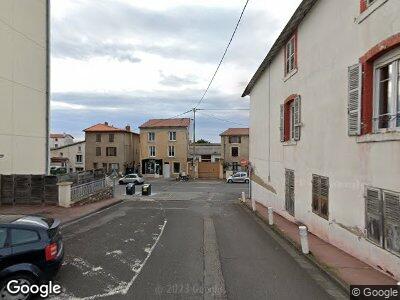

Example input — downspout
[268,67,271,182]
[45,0,51,175]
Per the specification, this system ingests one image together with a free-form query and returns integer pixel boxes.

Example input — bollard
[241,192,246,203]
[299,226,309,254]
[251,198,256,212]
[267,207,274,226]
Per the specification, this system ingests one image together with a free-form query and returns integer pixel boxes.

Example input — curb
[238,200,350,294]
[61,199,124,228]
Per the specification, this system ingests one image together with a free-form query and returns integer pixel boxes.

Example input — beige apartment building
[84,122,140,174]
[0,0,50,175]
[139,118,191,178]
[220,128,249,173]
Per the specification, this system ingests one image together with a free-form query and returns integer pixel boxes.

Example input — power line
[197,108,249,111]
[194,0,250,109]
[199,111,248,127]
[144,109,193,128]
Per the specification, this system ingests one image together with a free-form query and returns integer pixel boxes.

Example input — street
[54,179,346,300]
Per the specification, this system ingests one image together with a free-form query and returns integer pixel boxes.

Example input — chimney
[125,125,131,132]
[104,122,108,126]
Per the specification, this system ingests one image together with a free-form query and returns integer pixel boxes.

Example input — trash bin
[126,183,135,195]
[142,184,152,196]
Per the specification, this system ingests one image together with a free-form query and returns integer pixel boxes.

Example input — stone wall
[73,187,113,206]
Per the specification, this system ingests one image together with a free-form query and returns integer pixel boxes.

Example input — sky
[50,0,302,142]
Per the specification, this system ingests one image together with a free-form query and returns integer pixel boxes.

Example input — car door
[10,228,44,268]
[0,227,12,270]
[232,173,241,183]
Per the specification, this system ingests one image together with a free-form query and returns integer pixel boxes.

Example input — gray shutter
[294,95,301,141]
[320,176,329,219]
[280,104,284,142]
[365,187,383,246]
[383,191,400,254]
[348,64,362,136]
[285,169,295,216]
[312,175,320,213]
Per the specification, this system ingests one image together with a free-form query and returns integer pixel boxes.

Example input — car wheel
[245,179,249,184]
[228,179,233,183]
[0,273,36,300]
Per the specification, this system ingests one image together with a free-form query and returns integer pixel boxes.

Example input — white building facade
[50,133,74,149]
[0,0,50,175]
[244,0,400,280]
[50,141,85,173]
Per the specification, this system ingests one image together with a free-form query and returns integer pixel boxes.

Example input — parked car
[226,172,250,183]
[119,174,145,185]
[0,215,64,299]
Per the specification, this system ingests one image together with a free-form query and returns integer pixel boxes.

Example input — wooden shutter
[383,191,400,254]
[348,64,362,136]
[294,95,301,141]
[365,187,383,246]
[280,104,284,142]
[312,175,320,214]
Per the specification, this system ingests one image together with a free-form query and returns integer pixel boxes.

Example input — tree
[196,139,211,144]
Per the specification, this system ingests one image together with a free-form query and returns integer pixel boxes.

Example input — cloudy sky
[50,0,301,142]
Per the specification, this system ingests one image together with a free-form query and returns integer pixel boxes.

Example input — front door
[164,163,170,178]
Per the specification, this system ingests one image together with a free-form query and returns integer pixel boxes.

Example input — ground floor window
[285,169,295,216]
[312,174,329,220]
[201,155,211,162]
[232,162,239,172]
[365,187,400,255]
[110,163,119,171]
[142,159,163,175]
[173,162,180,174]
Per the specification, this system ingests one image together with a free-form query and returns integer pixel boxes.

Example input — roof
[139,118,191,129]
[220,128,249,136]
[51,140,85,151]
[242,0,319,97]
[50,133,74,139]
[51,157,69,163]
[84,123,139,135]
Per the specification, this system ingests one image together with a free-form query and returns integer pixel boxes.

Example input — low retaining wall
[72,187,113,206]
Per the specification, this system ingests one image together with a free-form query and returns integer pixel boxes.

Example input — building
[220,128,249,173]
[243,0,400,279]
[0,0,50,175]
[50,133,74,149]
[139,118,191,178]
[50,141,85,173]
[189,143,221,163]
[84,122,140,174]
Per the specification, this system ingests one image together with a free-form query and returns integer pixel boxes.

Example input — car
[119,173,145,185]
[226,172,250,184]
[0,215,64,299]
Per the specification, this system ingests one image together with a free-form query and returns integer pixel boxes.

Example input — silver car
[119,174,145,185]
[226,172,249,183]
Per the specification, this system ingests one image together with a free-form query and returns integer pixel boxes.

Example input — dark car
[0,215,64,299]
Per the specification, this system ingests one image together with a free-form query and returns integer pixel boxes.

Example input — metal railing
[71,178,106,203]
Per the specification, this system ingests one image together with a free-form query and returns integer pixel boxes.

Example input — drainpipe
[45,0,51,175]
[268,68,271,182]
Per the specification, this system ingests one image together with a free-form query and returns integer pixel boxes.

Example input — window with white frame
[285,35,296,75]
[148,132,155,141]
[149,146,156,157]
[374,50,400,131]
[169,131,177,141]
[168,145,175,157]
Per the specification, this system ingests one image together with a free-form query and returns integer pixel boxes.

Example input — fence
[58,169,105,186]
[70,178,106,203]
[0,175,58,205]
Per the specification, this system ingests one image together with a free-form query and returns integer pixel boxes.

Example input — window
[102,163,107,170]
[169,131,176,141]
[93,162,98,169]
[76,155,83,163]
[149,146,156,157]
[0,228,7,248]
[232,162,239,172]
[229,136,241,143]
[374,57,400,130]
[365,187,400,255]
[96,134,101,142]
[96,147,101,156]
[78,146,82,152]
[173,162,180,174]
[109,134,115,142]
[280,95,301,142]
[168,146,175,157]
[312,174,329,220]
[76,167,84,172]
[285,34,297,75]
[106,147,117,156]
[148,132,155,141]
[55,138,58,142]
[55,144,58,148]
[11,229,39,246]
[231,147,239,157]
[110,163,119,171]
[60,152,63,157]
[285,169,295,216]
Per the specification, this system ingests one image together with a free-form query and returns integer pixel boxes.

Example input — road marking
[203,217,227,300]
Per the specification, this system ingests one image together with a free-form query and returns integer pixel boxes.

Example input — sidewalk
[0,198,122,225]
[242,199,397,289]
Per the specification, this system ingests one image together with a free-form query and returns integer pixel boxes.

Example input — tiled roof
[139,118,191,129]
[220,128,249,136]
[50,133,74,139]
[84,123,138,135]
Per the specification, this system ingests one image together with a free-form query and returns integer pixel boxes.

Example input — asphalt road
[53,179,346,300]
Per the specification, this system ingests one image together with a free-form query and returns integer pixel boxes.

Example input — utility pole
[192,108,196,166]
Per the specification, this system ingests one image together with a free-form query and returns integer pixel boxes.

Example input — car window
[11,229,40,246]
[0,228,7,248]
